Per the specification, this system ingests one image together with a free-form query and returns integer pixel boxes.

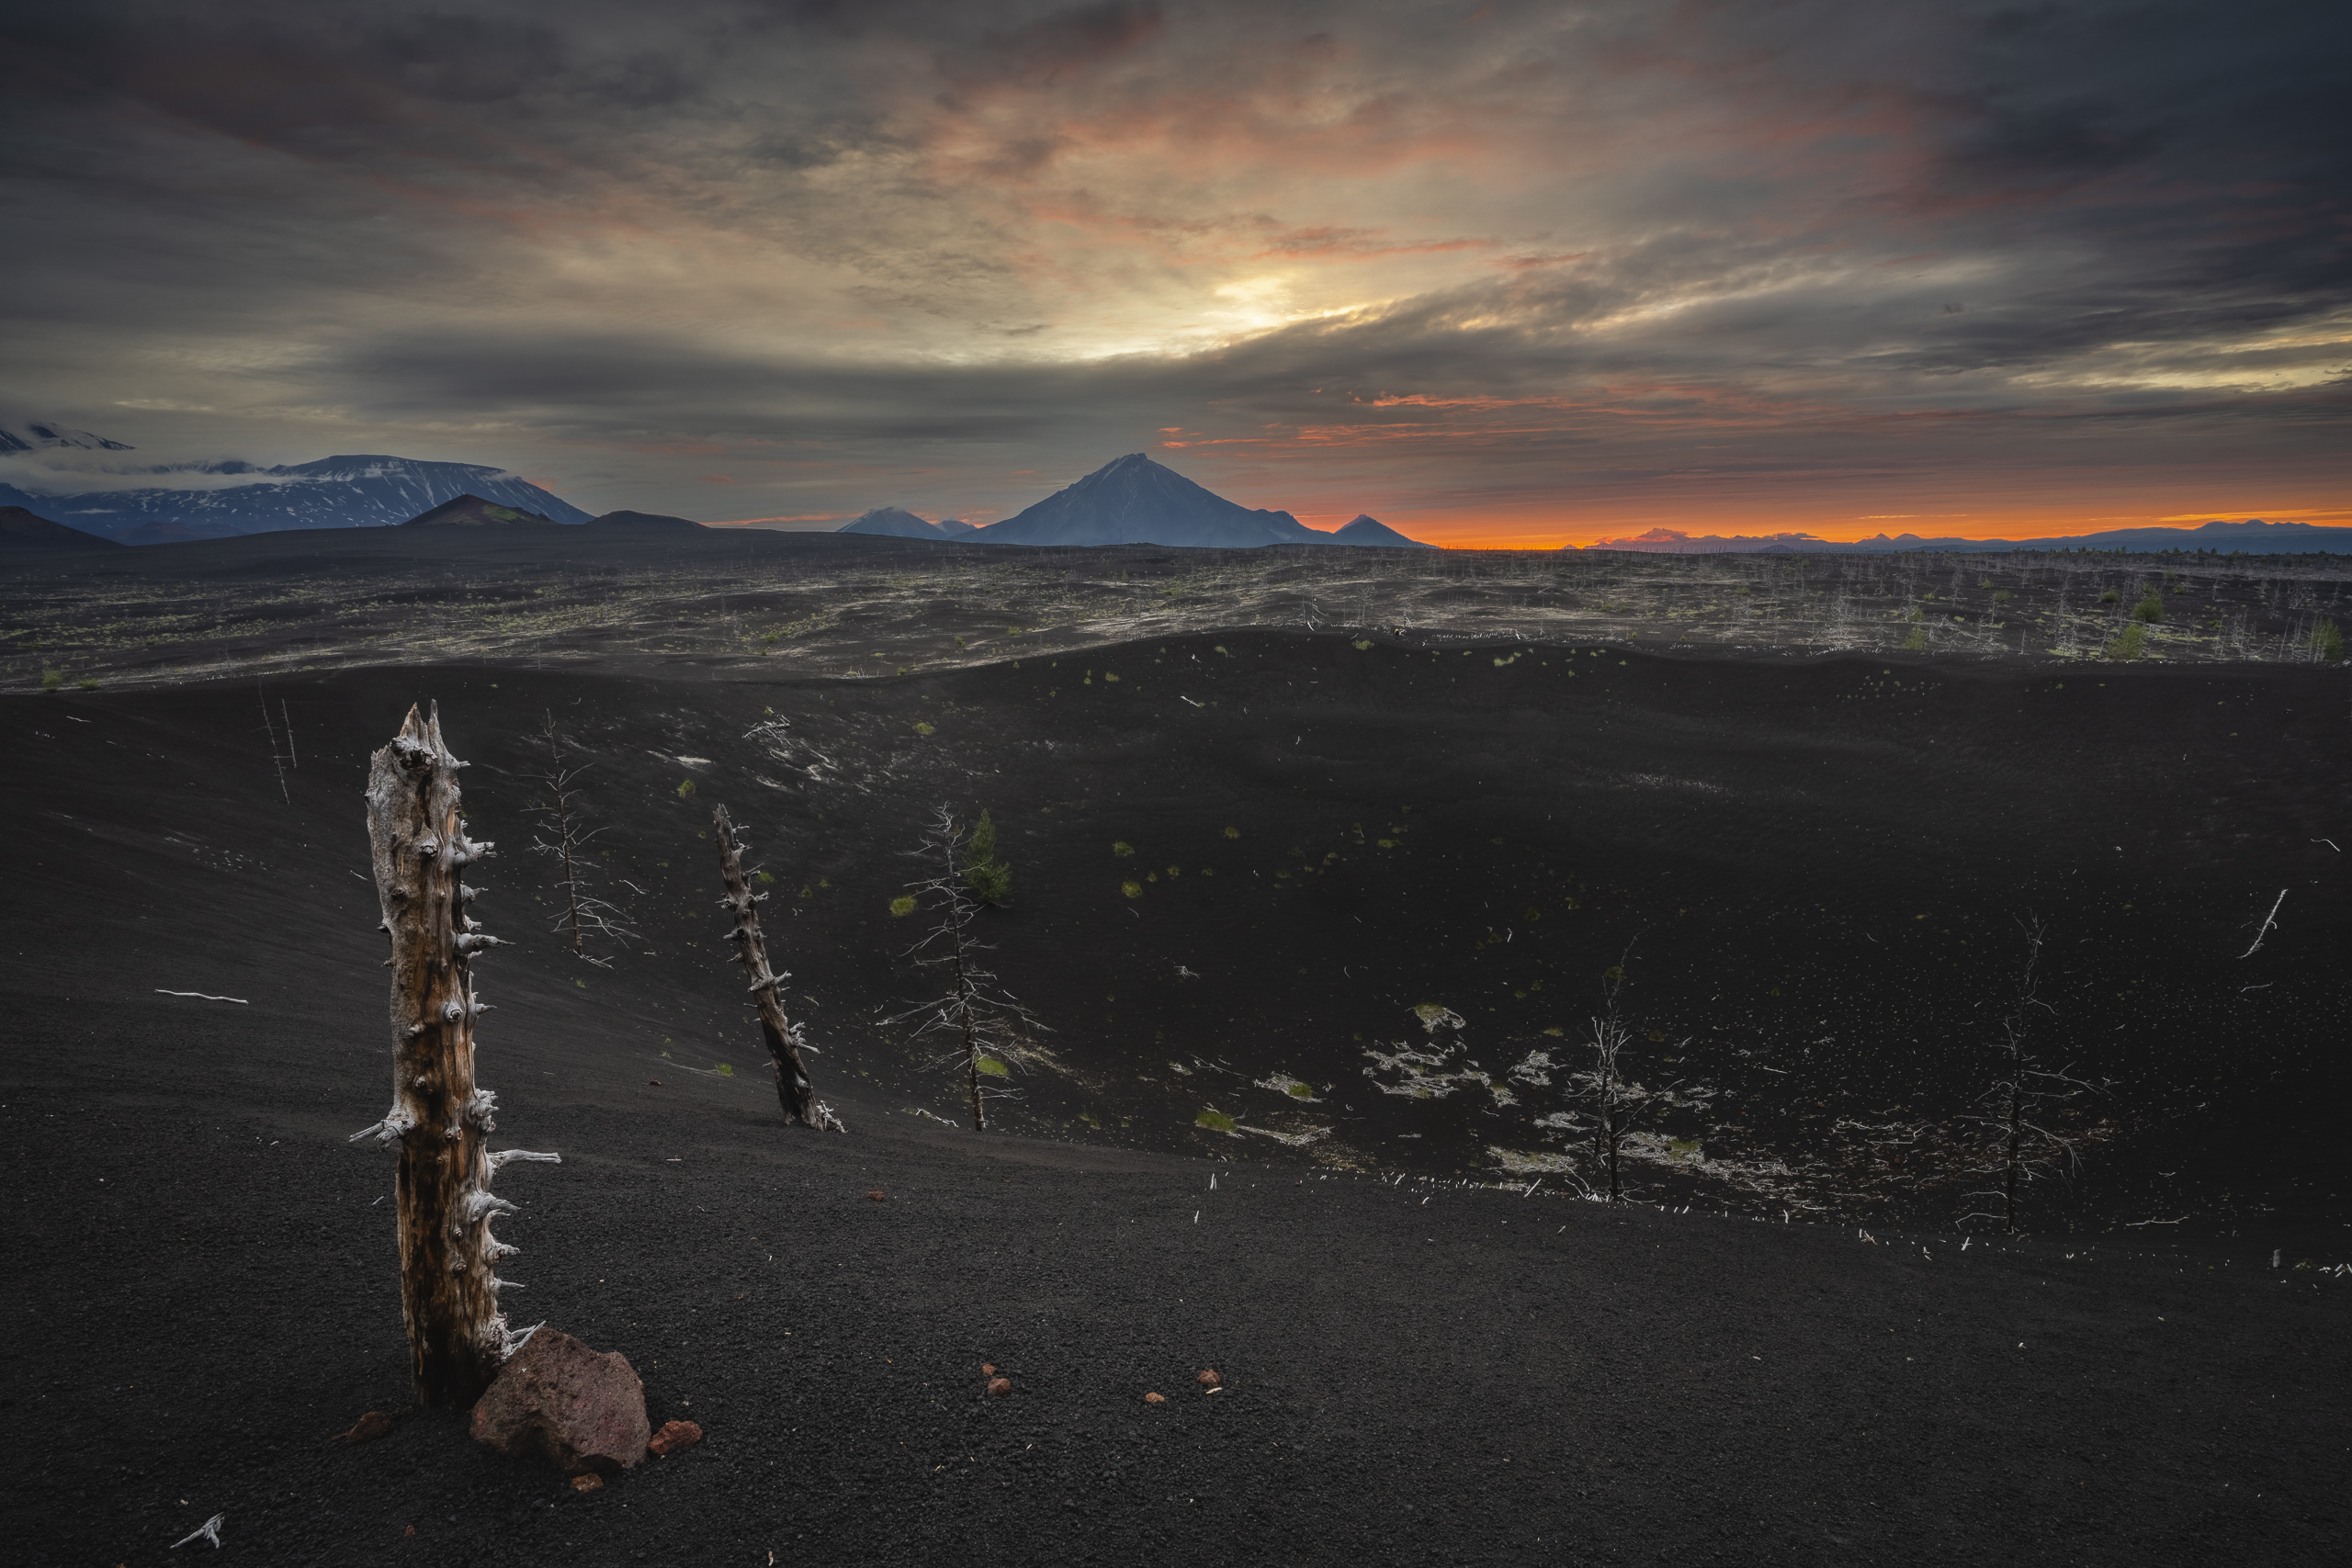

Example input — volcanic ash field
[4,535,2348,1564]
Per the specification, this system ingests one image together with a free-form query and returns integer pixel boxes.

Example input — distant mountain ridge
[839,506,958,541]
[0,453,593,538]
[1590,519,2352,556]
[0,420,135,454]
[1332,513,1435,548]
[978,454,1327,547]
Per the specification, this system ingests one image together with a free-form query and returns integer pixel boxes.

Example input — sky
[2,0,2346,547]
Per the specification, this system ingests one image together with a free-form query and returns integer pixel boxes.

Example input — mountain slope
[400,494,563,527]
[0,505,121,549]
[839,506,962,541]
[8,456,593,538]
[979,453,1324,547]
[0,419,135,454]
[1332,513,1436,548]
[590,510,705,530]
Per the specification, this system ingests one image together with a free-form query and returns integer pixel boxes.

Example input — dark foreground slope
[2,642,2347,1564]
[5,987,2346,1568]
[6,637,2349,1226]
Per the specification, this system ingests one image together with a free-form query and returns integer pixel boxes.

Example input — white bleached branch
[2238,888,2287,959]
[172,1514,225,1550]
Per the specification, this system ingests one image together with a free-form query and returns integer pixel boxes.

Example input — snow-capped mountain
[0,420,136,454]
[0,454,592,538]
[838,506,964,541]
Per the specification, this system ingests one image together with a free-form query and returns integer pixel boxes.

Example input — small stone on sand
[338,1411,393,1444]
[1144,1392,1166,1405]
[649,1419,703,1456]
[571,1474,604,1494]
[987,1377,1012,1397]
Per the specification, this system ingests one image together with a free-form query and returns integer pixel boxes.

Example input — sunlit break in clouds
[2,1,2346,546]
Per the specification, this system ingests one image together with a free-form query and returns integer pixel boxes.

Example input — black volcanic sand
[4,637,2348,1563]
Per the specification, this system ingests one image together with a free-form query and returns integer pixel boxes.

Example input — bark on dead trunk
[712,805,825,1128]
[356,702,548,1407]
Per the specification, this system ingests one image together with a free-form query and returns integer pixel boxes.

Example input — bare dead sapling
[711,804,841,1130]
[1566,947,1686,1203]
[525,715,641,965]
[889,805,1046,1131]
[351,703,557,1406]
[1961,918,2102,1235]
[256,679,291,803]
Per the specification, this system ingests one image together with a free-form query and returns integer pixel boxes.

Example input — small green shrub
[2130,592,2165,624]
[976,1055,1010,1077]
[2312,619,2343,661]
[1113,840,1135,857]
[1194,1109,1237,1133]
[715,1063,734,1077]
[755,870,775,885]
[76,677,100,690]
[913,720,934,736]
[40,666,63,691]
[1900,624,1928,651]
[2099,589,2120,604]
[1120,880,1143,898]
[676,779,696,797]
[888,895,918,917]
[2103,623,2148,660]
[1993,589,2013,604]
[1222,826,1240,840]
[963,809,1012,905]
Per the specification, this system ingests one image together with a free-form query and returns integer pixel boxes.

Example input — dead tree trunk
[353,703,556,1407]
[712,805,831,1129]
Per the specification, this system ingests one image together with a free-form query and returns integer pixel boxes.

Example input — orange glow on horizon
[1401,504,2352,551]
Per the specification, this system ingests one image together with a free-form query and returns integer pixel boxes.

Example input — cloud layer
[3,0,2346,543]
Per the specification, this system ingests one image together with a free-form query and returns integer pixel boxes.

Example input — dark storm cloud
[1,0,2345,536]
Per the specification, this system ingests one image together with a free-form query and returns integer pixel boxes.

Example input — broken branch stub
[711,805,835,1130]
[361,702,551,1407]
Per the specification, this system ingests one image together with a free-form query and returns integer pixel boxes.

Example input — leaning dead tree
[889,805,1046,1131]
[351,703,558,1406]
[1961,917,2099,1235]
[711,805,841,1130]
[526,716,640,965]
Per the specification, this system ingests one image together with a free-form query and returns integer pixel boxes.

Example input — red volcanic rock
[987,1377,1012,1397]
[338,1411,393,1444]
[1196,1370,1222,1388]
[649,1419,703,1456]
[865,1190,887,1201]
[1143,1392,1166,1405]
[469,1328,650,1475]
